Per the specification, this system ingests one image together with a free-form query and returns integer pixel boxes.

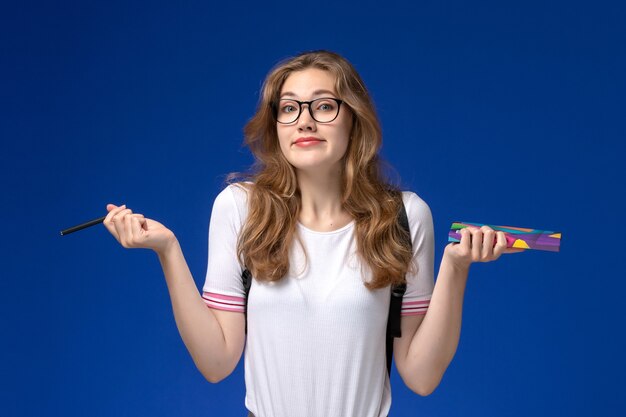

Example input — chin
[291,159,343,174]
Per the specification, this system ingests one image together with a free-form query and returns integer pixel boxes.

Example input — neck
[296,167,352,232]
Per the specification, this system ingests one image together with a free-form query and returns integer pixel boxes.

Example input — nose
[297,103,316,131]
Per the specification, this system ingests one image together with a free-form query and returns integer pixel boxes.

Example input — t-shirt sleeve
[401,191,435,316]
[201,185,248,313]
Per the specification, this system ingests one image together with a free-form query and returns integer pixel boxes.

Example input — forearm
[157,240,241,382]
[403,255,469,394]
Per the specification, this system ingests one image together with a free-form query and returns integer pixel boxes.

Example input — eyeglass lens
[276,98,340,124]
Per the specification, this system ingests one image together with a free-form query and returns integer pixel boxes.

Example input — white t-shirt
[202,184,434,417]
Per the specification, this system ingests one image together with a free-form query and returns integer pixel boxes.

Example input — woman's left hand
[443,226,525,271]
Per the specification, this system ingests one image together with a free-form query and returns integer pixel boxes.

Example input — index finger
[103,204,126,225]
[492,231,507,258]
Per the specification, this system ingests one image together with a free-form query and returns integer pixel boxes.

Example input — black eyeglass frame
[271,97,344,124]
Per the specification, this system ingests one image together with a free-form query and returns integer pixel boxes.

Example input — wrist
[156,234,180,259]
[441,251,471,276]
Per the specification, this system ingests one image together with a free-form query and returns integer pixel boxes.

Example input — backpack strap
[385,200,411,376]
[242,268,253,333]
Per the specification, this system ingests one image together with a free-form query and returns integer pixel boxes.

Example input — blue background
[2,1,624,416]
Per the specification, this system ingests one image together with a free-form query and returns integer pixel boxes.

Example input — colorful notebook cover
[448,222,561,252]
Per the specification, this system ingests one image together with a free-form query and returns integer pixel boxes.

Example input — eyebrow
[280,89,337,99]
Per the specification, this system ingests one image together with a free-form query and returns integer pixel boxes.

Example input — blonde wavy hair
[234,50,412,289]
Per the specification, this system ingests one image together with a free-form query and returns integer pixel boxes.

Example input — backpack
[241,202,411,377]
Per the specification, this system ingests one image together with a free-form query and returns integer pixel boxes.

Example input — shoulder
[211,182,252,224]
[401,191,433,225]
[217,182,251,201]
[215,182,252,206]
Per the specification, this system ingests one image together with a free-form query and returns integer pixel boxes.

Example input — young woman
[103,50,520,417]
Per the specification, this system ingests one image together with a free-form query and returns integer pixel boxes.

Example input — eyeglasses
[272,97,344,124]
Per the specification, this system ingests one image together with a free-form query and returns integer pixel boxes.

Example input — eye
[279,100,299,114]
[315,99,337,112]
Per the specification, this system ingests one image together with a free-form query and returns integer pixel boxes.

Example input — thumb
[503,248,526,254]
[106,203,118,212]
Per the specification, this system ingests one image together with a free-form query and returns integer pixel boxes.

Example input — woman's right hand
[103,204,177,256]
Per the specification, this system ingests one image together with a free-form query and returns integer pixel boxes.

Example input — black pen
[60,215,107,236]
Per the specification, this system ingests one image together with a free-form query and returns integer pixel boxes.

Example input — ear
[348,111,357,139]
[269,101,278,120]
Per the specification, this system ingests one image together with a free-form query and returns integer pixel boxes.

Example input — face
[276,68,352,175]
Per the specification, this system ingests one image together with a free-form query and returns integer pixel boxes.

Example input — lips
[293,137,324,145]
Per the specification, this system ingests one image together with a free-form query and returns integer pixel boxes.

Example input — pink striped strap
[401,299,430,316]
[202,291,245,313]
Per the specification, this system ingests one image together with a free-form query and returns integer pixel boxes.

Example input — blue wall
[2,1,624,416]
